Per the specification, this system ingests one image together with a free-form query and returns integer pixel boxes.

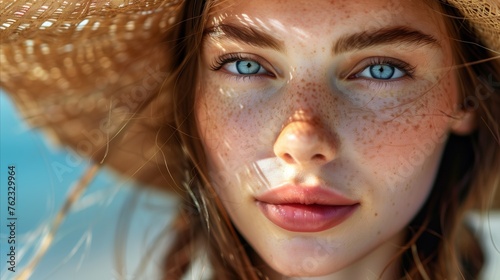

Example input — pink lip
[255,186,359,232]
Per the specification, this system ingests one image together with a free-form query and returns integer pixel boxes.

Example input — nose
[273,121,337,166]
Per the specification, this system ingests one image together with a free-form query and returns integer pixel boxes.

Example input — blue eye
[357,64,406,80]
[225,60,268,75]
[236,60,261,74]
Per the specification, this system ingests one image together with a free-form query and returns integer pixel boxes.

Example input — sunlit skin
[195,0,474,279]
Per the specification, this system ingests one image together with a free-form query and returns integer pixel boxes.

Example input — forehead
[207,0,447,39]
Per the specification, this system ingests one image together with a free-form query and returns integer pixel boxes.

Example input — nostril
[312,154,326,162]
[282,153,295,164]
[280,153,327,164]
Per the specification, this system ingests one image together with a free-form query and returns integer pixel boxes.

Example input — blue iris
[369,64,396,80]
[236,60,262,74]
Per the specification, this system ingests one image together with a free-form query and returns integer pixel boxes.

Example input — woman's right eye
[226,60,268,75]
[210,54,273,78]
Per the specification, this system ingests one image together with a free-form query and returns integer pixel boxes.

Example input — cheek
[195,77,272,192]
[351,71,457,164]
[346,74,457,219]
[197,80,245,151]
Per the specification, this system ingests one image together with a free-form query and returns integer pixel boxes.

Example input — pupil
[236,60,260,74]
[370,64,394,79]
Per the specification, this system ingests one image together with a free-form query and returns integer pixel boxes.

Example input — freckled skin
[195,0,472,279]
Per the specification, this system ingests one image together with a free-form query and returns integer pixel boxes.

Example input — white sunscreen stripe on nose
[251,157,298,190]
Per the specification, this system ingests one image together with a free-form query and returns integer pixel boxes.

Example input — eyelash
[210,53,244,71]
[209,53,274,78]
[210,54,416,82]
[210,53,271,72]
[349,57,416,80]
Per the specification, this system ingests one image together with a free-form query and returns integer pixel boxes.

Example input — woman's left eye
[226,60,268,75]
[356,64,406,80]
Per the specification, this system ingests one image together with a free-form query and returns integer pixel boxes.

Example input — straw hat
[1,0,187,189]
[1,0,499,194]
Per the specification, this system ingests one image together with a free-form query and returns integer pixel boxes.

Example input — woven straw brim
[0,0,499,192]
[0,0,185,188]
[447,0,500,54]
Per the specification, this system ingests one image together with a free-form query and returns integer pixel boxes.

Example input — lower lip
[256,202,358,232]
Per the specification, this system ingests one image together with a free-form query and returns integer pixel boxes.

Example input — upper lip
[255,185,358,206]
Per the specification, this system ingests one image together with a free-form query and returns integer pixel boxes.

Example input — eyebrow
[333,26,440,54]
[203,24,439,54]
[204,24,285,52]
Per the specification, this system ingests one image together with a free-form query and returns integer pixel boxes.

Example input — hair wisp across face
[193,0,477,278]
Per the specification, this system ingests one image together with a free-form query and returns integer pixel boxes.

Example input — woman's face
[196,0,470,278]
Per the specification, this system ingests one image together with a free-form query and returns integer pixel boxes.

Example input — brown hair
[160,0,500,279]
[163,1,259,278]
[398,2,500,279]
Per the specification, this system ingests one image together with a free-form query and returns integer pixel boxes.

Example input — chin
[260,247,350,277]
[269,260,342,278]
